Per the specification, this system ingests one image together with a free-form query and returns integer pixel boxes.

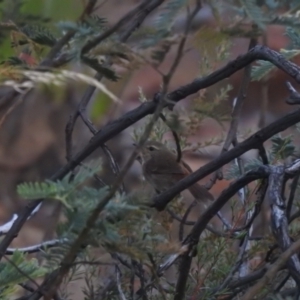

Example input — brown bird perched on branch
[135,140,214,204]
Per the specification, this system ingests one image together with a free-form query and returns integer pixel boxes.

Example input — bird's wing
[189,183,214,202]
[149,153,186,175]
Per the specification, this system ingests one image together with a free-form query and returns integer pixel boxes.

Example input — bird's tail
[188,183,214,203]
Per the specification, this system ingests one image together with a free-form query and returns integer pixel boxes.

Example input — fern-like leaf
[156,0,187,29]
[271,14,300,28]
[17,159,103,207]
[17,180,69,205]
[271,134,295,160]
[239,0,268,29]
[285,27,300,48]
[225,159,263,180]
[83,15,107,29]
[0,251,47,297]
[140,0,187,48]
[20,24,57,47]
[67,159,102,186]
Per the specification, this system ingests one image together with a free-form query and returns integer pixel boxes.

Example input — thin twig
[242,238,300,300]
[147,254,168,300]
[179,201,197,242]
[41,0,97,66]
[212,180,268,295]
[27,40,174,300]
[152,112,300,211]
[94,276,116,300]
[286,81,300,105]
[178,160,300,264]
[116,266,127,300]
[81,0,164,55]
[65,0,164,191]
[268,166,300,287]
[0,90,26,129]
[2,42,300,268]
[3,255,41,292]
[159,113,182,162]
[167,208,262,240]
[215,37,257,242]
[287,172,300,219]
[274,272,290,293]
[5,238,67,255]
[54,45,300,181]
[258,32,269,128]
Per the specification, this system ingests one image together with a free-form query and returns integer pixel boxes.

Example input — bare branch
[286,81,300,105]
[81,0,165,55]
[2,42,300,280]
[287,172,300,219]
[173,167,269,300]
[179,200,197,241]
[242,238,300,300]
[269,166,300,286]
[116,266,127,300]
[5,238,67,255]
[212,180,268,295]
[54,45,300,182]
[41,0,97,67]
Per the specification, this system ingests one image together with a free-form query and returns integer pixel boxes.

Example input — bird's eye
[148,146,156,151]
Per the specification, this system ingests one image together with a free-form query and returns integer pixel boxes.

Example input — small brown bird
[135,140,214,203]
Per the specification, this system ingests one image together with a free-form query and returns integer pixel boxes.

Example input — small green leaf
[90,92,112,121]
[21,24,57,46]
[271,134,295,159]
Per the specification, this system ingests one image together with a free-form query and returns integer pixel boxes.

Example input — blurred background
[0,0,299,297]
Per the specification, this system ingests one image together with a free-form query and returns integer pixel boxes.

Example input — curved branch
[6,239,67,255]
[53,45,300,181]
[152,108,300,211]
[173,167,269,300]
[1,45,300,266]
[242,238,300,300]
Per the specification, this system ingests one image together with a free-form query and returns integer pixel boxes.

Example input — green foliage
[57,16,107,38]
[151,38,175,66]
[191,237,236,297]
[0,251,47,298]
[82,15,107,30]
[0,0,53,60]
[286,27,300,47]
[226,133,296,181]
[239,0,269,29]
[17,160,103,207]
[4,0,300,299]
[271,134,296,160]
[225,158,263,180]
[3,56,26,66]
[137,0,187,48]
[156,0,187,30]
[17,180,67,200]
[0,0,51,27]
[251,49,300,81]
[16,159,170,289]
[270,13,300,28]
[194,85,232,123]
[57,15,108,59]
[20,24,56,47]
